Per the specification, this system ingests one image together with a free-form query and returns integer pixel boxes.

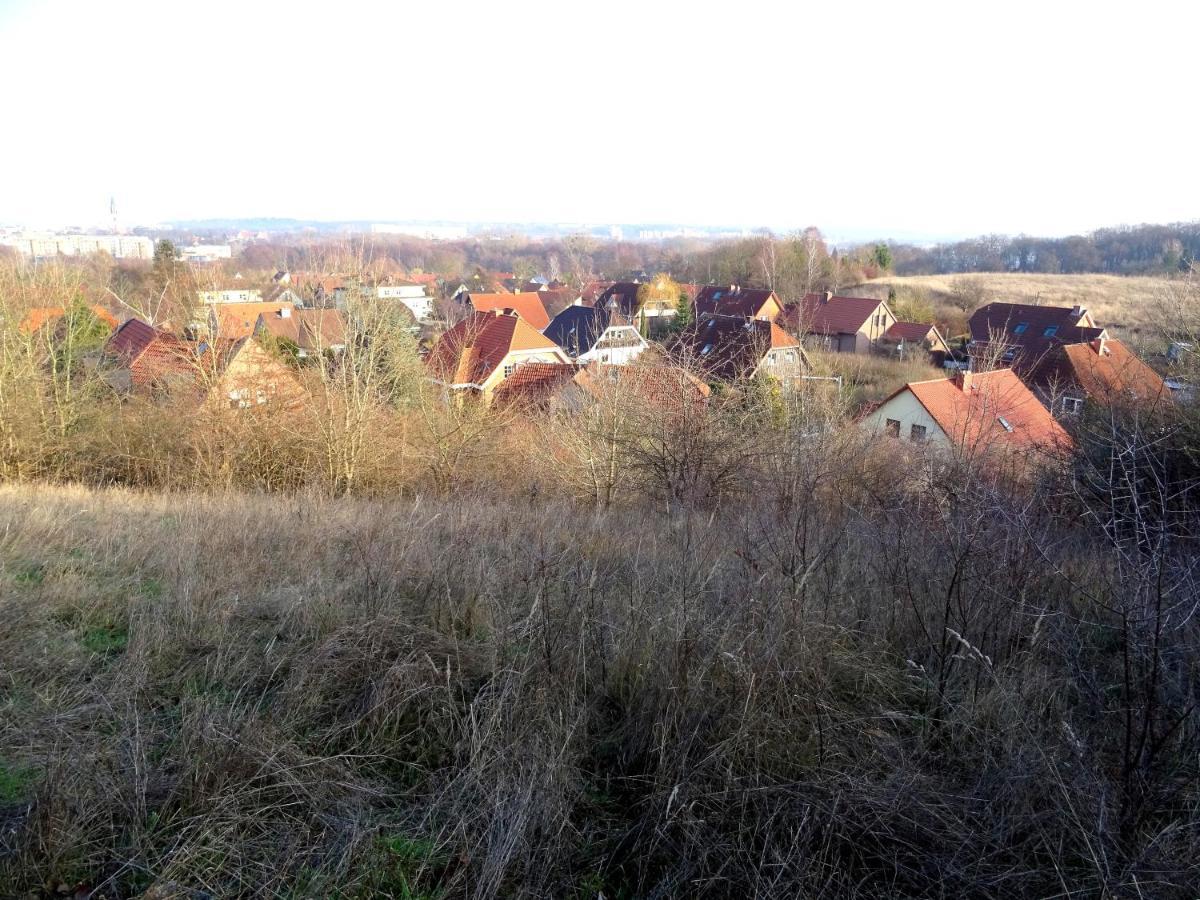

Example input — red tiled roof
[694,286,780,320]
[215,302,297,339]
[257,308,347,352]
[575,363,711,408]
[782,293,885,335]
[491,362,581,407]
[894,368,1072,456]
[426,310,561,386]
[1036,338,1169,407]
[580,281,615,304]
[468,292,551,330]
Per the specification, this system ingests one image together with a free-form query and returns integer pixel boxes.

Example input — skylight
[997,416,1014,432]
[1013,323,1029,334]
[701,343,714,355]
[1043,326,1058,337]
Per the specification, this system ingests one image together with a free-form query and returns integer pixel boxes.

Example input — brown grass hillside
[850,273,1176,347]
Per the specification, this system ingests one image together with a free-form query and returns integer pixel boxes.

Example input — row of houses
[433,282,1173,468]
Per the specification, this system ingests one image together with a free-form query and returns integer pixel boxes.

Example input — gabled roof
[575,363,711,408]
[467,292,551,330]
[884,320,938,343]
[694,285,780,319]
[968,302,1104,366]
[888,368,1072,455]
[214,302,297,339]
[257,308,347,352]
[105,318,199,388]
[672,315,801,381]
[538,289,576,320]
[596,282,644,317]
[491,362,582,408]
[782,293,887,335]
[543,304,632,357]
[580,281,615,304]
[426,310,562,386]
[1036,338,1169,406]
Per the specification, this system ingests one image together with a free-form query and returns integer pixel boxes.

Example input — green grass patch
[0,761,38,803]
[81,624,129,656]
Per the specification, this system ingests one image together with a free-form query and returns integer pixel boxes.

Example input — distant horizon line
[4,216,1199,248]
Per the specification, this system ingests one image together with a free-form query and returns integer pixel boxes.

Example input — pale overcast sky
[0,0,1196,239]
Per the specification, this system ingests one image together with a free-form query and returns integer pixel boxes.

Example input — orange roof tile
[898,368,1073,456]
[468,292,552,331]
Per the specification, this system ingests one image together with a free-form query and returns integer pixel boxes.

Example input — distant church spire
[109,196,119,233]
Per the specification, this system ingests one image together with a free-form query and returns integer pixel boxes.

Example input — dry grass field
[851,272,1178,347]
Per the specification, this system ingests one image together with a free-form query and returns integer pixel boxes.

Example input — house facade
[783,292,896,354]
[543,304,649,365]
[861,368,1072,462]
[425,309,572,403]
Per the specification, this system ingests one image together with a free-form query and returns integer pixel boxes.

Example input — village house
[542,304,649,365]
[366,279,435,321]
[255,307,348,358]
[672,315,807,384]
[103,318,303,409]
[860,368,1072,462]
[878,320,952,363]
[1030,336,1170,416]
[196,284,263,305]
[465,291,553,330]
[780,292,896,354]
[202,301,300,340]
[693,285,783,321]
[967,301,1105,372]
[425,309,571,403]
[579,281,615,306]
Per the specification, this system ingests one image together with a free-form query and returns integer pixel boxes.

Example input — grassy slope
[854,272,1175,345]
[1,480,1197,897]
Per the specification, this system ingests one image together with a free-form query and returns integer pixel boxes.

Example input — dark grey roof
[543,305,616,358]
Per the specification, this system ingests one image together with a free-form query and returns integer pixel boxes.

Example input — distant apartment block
[0,232,154,259]
[180,244,233,263]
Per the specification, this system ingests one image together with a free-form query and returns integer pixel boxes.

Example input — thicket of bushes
[1,261,1199,897]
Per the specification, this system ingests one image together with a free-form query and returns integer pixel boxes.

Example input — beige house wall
[860,389,949,445]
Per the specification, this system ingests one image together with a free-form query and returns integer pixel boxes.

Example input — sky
[0,0,1197,240]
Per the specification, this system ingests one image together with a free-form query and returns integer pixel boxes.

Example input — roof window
[1043,325,1058,337]
[997,416,1014,432]
[1012,323,1029,335]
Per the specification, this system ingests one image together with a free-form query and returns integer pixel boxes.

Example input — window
[503,363,516,378]
[997,416,1014,432]
[701,343,714,355]
[1061,396,1083,415]
[1012,323,1029,335]
[886,418,900,438]
[1043,325,1058,337]
[910,424,927,442]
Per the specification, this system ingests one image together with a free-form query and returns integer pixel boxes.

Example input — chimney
[823,291,833,304]
[279,306,291,318]
[1070,304,1085,321]
[955,369,975,392]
